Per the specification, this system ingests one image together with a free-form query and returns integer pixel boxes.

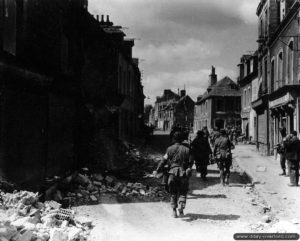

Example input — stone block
[90,195,97,202]
[93,181,102,187]
[68,227,82,240]
[105,176,114,184]
[0,225,18,240]
[93,174,104,182]
[75,216,92,227]
[16,230,33,241]
[75,174,90,185]
[49,228,68,241]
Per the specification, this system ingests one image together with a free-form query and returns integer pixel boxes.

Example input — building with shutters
[267,0,300,154]
[252,0,300,155]
[195,67,241,132]
[238,52,258,142]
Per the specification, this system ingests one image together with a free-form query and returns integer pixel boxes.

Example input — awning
[269,93,293,109]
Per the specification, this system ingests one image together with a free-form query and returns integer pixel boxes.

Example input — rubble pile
[0,191,92,241]
[120,143,158,180]
[45,170,168,206]
[44,145,167,205]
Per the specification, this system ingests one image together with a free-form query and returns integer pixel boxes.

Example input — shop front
[252,95,270,155]
[269,89,300,148]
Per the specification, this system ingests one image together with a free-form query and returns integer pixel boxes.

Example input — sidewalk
[233,144,300,222]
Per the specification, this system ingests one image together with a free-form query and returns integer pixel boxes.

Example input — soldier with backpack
[213,129,235,186]
[153,131,193,218]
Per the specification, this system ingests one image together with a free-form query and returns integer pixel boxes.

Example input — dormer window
[280,0,286,21]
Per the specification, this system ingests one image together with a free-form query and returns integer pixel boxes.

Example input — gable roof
[163,95,195,110]
[198,76,241,103]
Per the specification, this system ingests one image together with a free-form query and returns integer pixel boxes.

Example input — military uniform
[191,134,212,180]
[156,142,193,216]
[213,134,234,185]
[283,134,300,186]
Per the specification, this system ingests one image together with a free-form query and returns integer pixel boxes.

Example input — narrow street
[75,132,277,241]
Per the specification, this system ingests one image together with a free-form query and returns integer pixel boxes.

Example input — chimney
[180,90,186,97]
[208,66,217,87]
[101,15,104,22]
[96,15,99,21]
[106,15,110,23]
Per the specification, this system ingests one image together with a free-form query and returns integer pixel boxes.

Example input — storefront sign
[269,93,292,108]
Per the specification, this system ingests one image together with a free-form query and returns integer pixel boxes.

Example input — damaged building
[153,89,195,131]
[0,0,144,186]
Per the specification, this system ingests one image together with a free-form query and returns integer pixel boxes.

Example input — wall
[0,87,47,186]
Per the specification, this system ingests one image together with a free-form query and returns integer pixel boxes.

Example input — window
[271,58,275,92]
[280,0,286,21]
[244,89,247,108]
[217,98,224,112]
[264,58,268,91]
[260,18,263,37]
[287,40,294,84]
[277,51,283,89]
[205,101,208,113]
[236,98,241,112]
[264,9,268,36]
[250,59,254,73]
[248,87,251,107]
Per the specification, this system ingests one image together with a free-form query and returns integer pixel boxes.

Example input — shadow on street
[182,213,240,222]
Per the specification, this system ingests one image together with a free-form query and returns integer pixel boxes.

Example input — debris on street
[0,144,168,241]
[0,191,92,241]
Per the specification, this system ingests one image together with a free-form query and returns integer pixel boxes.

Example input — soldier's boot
[178,201,185,218]
[172,208,178,218]
[279,169,286,176]
[225,176,229,185]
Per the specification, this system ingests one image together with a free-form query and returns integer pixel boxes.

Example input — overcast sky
[89,0,260,105]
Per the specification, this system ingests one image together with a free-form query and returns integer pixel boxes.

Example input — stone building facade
[0,0,144,185]
[194,67,241,132]
[238,52,258,141]
[153,89,194,131]
[268,0,300,154]
[252,0,299,155]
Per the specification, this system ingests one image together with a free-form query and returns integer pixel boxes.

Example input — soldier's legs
[168,175,179,209]
[200,164,207,180]
[178,177,189,216]
[288,160,298,186]
[195,160,201,177]
[279,155,286,175]
[218,160,225,185]
[224,158,232,184]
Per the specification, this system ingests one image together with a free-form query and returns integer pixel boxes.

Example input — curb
[233,156,256,184]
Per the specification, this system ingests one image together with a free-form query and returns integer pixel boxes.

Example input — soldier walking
[276,127,287,176]
[213,129,234,186]
[191,130,212,180]
[283,130,300,187]
[154,131,193,218]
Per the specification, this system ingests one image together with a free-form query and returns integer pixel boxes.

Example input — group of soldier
[276,127,300,187]
[153,125,235,218]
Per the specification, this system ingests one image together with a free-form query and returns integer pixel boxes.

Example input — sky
[89,0,260,105]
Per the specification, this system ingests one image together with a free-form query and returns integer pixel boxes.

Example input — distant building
[237,52,258,141]
[154,89,194,131]
[195,67,241,132]
[154,89,180,129]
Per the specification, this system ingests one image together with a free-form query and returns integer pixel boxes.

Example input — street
[74,132,284,241]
